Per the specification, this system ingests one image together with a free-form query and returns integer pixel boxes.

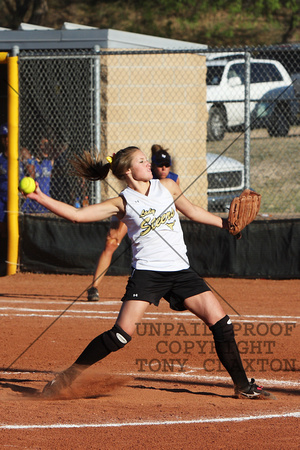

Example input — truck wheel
[207,107,226,141]
[267,107,290,137]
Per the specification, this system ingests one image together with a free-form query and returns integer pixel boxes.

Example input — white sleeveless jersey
[120,179,189,271]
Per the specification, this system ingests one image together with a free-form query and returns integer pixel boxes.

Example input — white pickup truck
[206,57,294,140]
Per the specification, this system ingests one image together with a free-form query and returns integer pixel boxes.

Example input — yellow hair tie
[106,156,113,164]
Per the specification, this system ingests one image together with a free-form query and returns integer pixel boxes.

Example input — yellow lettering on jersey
[166,221,175,230]
[140,208,156,217]
[140,208,176,236]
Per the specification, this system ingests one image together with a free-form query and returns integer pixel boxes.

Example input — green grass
[207,127,300,217]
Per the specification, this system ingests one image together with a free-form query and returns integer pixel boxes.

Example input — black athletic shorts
[121,268,211,311]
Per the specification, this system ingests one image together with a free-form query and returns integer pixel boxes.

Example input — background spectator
[22,136,54,213]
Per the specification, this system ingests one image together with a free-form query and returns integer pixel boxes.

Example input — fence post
[94,45,101,204]
[244,50,251,189]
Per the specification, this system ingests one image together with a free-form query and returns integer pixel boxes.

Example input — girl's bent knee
[105,237,119,251]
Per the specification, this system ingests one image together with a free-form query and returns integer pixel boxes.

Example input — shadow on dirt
[132,376,299,398]
[0,381,40,397]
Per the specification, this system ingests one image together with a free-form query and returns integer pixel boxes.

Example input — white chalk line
[0,305,299,322]
[1,411,299,430]
[0,371,298,430]
[1,300,299,319]
[0,299,299,320]
[124,370,300,387]
[0,313,298,323]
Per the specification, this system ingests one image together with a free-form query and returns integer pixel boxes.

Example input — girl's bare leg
[88,221,128,301]
[183,290,225,326]
[116,300,150,336]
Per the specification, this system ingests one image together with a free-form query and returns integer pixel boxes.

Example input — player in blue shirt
[151,144,179,185]
[22,137,53,213]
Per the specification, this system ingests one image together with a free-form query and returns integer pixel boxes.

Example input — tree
[280,0,300,43]
[2,0,48,29]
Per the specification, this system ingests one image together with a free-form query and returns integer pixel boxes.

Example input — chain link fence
[18,46,300,219]
[19,50,97,213]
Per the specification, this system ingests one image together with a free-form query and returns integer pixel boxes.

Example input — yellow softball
[19,177,36,194]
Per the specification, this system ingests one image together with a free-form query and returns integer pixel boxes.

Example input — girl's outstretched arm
[160,178,227,229]
[26,182,124,223]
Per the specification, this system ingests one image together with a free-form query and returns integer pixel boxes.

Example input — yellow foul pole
[6,54,19,275]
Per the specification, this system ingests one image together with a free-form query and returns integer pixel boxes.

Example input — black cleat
[234,378,274,399]
[87,287,99,302]
[42,365,82,398]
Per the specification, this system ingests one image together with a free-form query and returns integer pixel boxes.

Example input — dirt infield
[0,273,299,449]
